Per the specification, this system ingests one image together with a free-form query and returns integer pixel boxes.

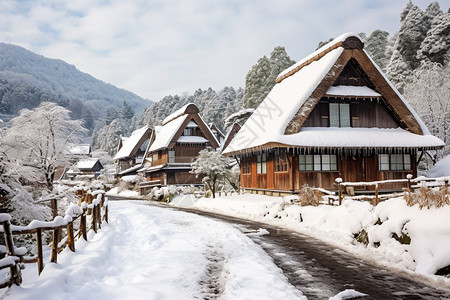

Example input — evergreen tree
[105,107,118,125]
[242,47,295,109]
[365,30,390,69]
[385,50,413,93]
[120,100,135,120]
[396,4,429,69]
[417,9,450,65]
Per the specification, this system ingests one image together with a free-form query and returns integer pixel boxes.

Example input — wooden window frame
[299,154,337,172]
[329,102,351,127]
[378,154,412,171]
[274,150,288,173]
[242,157,251,174]
[257,153,267,174]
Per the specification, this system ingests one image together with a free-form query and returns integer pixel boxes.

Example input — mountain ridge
[0,42,152,116]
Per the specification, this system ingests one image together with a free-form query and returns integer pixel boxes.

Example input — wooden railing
[334,175,450,205]
[0,191,108,288]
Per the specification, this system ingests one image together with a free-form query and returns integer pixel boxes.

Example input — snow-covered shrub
[297,185,323,206]
[116,180,134,193]
[404,186,450,209]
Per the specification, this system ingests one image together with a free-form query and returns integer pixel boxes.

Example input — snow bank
[185,194,450,279]
[427,155,450,177]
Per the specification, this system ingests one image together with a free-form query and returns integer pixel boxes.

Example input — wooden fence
[0,191,108,289]
[334,175,450,205]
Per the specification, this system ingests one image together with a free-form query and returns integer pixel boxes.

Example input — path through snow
[2,200,305,300]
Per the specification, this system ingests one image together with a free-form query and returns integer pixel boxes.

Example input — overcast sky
[0,0,440,101]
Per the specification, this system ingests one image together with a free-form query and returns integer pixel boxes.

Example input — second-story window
[329,103,350,127]
[184,128,193,136]
[168,150,175,163]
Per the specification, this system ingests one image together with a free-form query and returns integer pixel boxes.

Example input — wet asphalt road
[172,206,450,300]
[112,198,450,299]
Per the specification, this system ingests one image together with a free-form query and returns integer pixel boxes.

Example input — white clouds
[0,0,443,100]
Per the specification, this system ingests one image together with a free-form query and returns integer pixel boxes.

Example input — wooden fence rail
[335,175,450,205]
[0,192,108,288]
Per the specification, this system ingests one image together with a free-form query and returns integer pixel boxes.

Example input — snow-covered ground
[172,193,450,287]
[1,201,307,300]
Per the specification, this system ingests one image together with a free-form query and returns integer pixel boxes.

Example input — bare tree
[3,102,88,189]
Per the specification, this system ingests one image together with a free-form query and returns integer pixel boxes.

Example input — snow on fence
[0,190,108,289]
[334,175,450,205]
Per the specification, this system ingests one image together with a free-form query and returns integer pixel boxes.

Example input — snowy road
[175,205,450,299]
[3,199,450,300]
[2,200,305,300]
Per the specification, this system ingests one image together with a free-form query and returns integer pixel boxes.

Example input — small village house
[222,33,444,194]
[140,103,220,187]
[66,158,103,179]
[114,125,152,178]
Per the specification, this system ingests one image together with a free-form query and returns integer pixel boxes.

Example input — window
[378,154,412,171]
[299,154,313,171]
[329,103,350,127]
[242,157,251,174]
[257,153,267,174]
[274,151,288,172]
[183,128,192,136]
[299,154,337,171]
[168,150,175,163]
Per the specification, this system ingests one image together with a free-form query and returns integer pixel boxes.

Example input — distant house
[141,103,220,186]
[209,123,226,145]
[220,123,241,153]
[69,144,91,157]
[223,33,444,193]
[66,158,103,179]
[114,125,152,177]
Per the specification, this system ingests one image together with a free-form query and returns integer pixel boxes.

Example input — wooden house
[66,158,103,179]
[222,33,444,193]
[114,125,152,177]
[141,103,220,186]
[209,123,226,145]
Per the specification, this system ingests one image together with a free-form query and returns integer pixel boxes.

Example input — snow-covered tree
[385,49,414,93]
[417,8,450,65]
[120,100,135,120]
[365,30,390,70]
[2,102,87,189]
[91,118,130,155]
[191,148,232,198]
[404,63,450,164]
[243,47,295,109]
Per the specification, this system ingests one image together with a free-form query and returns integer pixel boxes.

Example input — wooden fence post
[67,221,75,252]
[80,211,87,241]
[375,184,379,205]
[97,203,102,230]
[36,228,44,275]
[338,183,342,205]
[51,228,60,263]
[2,220,22,285]
[104,204,108,223]
[92,205,98,233]
[50,198,58,219]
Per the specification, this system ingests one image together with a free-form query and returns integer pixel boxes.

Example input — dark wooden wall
[304,99,399,128]
[239,152,417,191]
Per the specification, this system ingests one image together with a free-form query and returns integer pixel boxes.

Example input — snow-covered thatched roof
[147,103,219,153]
[69,144,91,155]
[114,125,152,160]
[76,158,102,170]
[223,32,444,155]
